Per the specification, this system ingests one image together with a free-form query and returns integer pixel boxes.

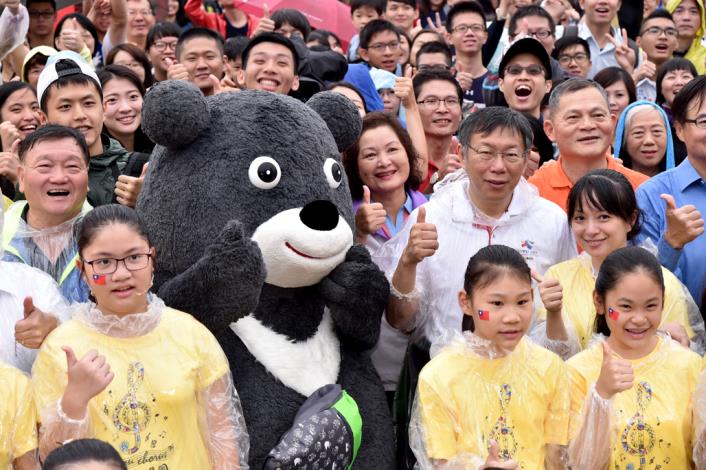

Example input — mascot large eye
[249,156,281,189]
[323,158,343,189]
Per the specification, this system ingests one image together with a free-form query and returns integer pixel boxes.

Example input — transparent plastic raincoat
[534,252,706,359]
[1,200,91,303]
[0,361,38,468]
[410,331,569,469]
[32,295,250,469]
[567,335,702,469]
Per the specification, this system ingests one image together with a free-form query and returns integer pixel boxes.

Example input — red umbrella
[236,0,357,49]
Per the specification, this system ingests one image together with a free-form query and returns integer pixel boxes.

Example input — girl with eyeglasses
[32,204,249,469]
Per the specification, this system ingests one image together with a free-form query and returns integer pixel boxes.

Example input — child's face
[352,5,380,32]
[458,272,533,351]
[384,0,418,32]
[594,270,662,356]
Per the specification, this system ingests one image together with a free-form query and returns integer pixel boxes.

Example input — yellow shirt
[417,336,570,466]
[32,307,229,469]
[0,361,37,467]
[2,196,10,212]
[538,257,694,348]
[567,337,701,469]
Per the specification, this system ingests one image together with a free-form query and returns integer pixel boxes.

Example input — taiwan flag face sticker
[92,274,106,285]
[608,307,619,321]
[478,309,490,321]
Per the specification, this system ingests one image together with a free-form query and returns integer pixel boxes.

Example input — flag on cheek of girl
[608,307,619,321]
[92,274,106,285]
[478,309,490,321]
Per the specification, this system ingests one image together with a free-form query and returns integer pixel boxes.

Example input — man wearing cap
[529,78,648,212]
[498,37,553,120]
[237,32,300,95]
[37,52,143,207]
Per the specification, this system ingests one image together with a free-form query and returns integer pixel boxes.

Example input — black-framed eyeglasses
[640,26,678,38]
[524,29,553,39]
[558,52,589,65]
[152,41,177,51]
[28,10,54,19]
[417,64,451,72]
[451,23,485,34]
[367,41,400,52]
[466,145,526,164]
[83,253,153,275]
[416,96,461,108]
[684,116,706,129]
[504,64,546,76]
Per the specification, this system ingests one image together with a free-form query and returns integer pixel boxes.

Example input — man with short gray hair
[529,78,649,212]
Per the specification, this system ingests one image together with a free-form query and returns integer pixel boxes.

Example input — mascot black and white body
[136,81,395,469]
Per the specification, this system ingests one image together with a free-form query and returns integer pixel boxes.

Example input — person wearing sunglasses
[498,37,552,120]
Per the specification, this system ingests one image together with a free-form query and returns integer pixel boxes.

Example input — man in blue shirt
[636,75,706,305]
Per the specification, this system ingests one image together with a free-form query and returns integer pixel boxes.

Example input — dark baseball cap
[498,37,552,79]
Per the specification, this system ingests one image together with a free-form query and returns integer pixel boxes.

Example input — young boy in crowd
[145,22,180,82]
[445,1,488,106]
[552,36,592,78]
[348,0,383,62]
[634,9,679,100]
[167,28,227,97]
[37,52,141,207]
[358,19,401,74]
[498,37,552,120]
[384,0,418,37]
[224,36,249,87]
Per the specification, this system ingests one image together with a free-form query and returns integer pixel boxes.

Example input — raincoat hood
[21,46,57,82]
[614,100,676,171]
[667,0,706,74]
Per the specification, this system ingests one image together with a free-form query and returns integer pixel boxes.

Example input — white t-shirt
[373,177,577,344]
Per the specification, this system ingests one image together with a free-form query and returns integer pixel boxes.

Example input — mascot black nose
[299,200,340,231]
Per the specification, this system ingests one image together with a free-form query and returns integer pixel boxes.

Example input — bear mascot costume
[136,81,396,469]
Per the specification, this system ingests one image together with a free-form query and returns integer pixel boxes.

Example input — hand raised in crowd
[660,322,690,348]
[0,120,21,151]
[164,57,189,81]
[253,3,275,36]
[660,193,705,249]
[58,18,87,53]
[115,163,148,207]
[524,147,540,179]
[439,136,464,181]
[0,137,20,184]
[427,12,446,40]
[632,51,656,83]
[480,440,520,470]
[354,185,387,244]
[1,0,22,15]
[394,65,416,108]
[401,206,438,265]
[15,297,58,349]
[605,29,636,73]
[596,341,634,399]
[61,346,114,419]
[532,270,563,316]
[455,61,473,92]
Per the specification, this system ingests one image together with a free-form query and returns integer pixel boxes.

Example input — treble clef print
[620,381,656,470]
[488,384,517,461]
[113,362,151,455]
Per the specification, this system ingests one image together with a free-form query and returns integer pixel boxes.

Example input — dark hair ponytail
[461,245,531,332]
[593,246,664,336]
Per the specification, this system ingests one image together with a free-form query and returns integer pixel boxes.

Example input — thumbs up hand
[393,65,416,108]
[165,57,189,81]
[455,60,473,92]
[596,341,634,399]
[59,18,86,53]
[632,51,656,83]
[480,440,520,469]
[531,270,563,316]
[401,206,438,265]
[14,297,58,349]
[354,185,387,244]
[253,3,276,36]
[61,347,114,419]
[660,193,705,249]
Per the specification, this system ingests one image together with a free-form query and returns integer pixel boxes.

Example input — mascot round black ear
[141,80,209,149]
[307,91,363,152]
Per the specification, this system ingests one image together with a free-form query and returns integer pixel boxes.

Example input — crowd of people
[2,0,706,467]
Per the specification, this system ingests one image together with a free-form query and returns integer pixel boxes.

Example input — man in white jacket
[376,106,577,344]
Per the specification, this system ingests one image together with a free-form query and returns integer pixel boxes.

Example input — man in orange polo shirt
[529,78,649,211]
